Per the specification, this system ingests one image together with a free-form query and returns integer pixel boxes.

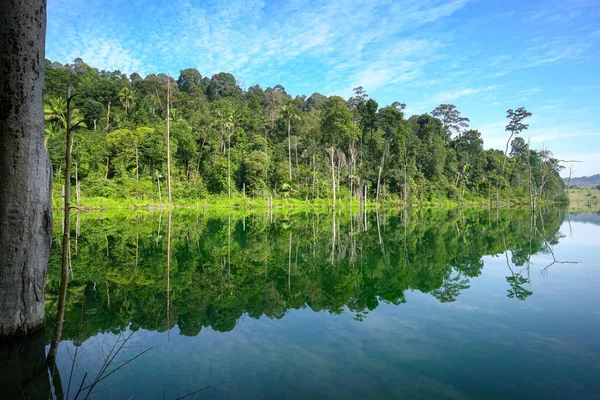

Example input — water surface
[3,208,600,399]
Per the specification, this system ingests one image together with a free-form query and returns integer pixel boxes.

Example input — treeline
[45,207,564,342]
[43,58,566,205]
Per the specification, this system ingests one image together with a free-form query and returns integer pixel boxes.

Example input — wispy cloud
[45,0,600,173]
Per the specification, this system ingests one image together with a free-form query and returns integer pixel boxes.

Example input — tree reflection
[44,207,566,343]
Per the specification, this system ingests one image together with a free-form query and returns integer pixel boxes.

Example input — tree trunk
[228,127,231,199]
[47,87,75,361]
[404,148,408,205]
[376,141,387,206]
[330,146,336,210]
[166,77,172,204]
[288,118,292,180]
[105,100,111,131]
[0,0,53,338]
[497,132,514,205]
[135,144,139,181]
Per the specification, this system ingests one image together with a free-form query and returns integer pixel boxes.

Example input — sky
[46,0,600,176]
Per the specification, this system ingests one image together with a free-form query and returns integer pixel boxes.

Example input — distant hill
[565,174,600,188]
[569,212,600,226]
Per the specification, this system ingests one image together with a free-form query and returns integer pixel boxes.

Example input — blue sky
[47,0,600,176]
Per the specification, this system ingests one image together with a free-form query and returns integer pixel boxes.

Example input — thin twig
[175,386,211,400]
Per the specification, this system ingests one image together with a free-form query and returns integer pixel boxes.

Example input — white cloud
[433,88,481,102]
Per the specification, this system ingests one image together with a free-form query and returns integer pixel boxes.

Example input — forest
[43,58,567,207]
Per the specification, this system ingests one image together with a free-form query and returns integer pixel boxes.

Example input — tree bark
[0,0,53,338]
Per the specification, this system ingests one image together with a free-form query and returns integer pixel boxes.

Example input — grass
[51,190,565,212]
[568,187,600,212]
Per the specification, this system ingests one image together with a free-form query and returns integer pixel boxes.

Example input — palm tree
[44,96,82,149]
[44,97,67,129]
[119,87,135,114]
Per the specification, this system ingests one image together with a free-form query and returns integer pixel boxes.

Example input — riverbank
[52,193,554,211]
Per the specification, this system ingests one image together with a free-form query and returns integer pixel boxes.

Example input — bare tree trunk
[376,142,387,206]
[166,211,171,340]
[157,175,162,206]
[312,153,316,200]
[166,76,172,204]
[228,127,231,198]
[566,164,573,198]
[288,231,292,291]
[48,86,75,361]
[295,143,299,184]
[75,162,80,206]
[105,100,111,131]
[404,148,408,205]
[331,212,336,264]
[0,0,53,338]
[135,144,139,181]
[497,132,514,205]
[105,157,109,179]
[288,118,292,180]
[330,146,336,210]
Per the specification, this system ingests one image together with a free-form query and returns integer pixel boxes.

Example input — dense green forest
[43,58,567,206]
[45,207,564,342]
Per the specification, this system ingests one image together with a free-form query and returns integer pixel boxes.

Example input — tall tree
[321,96,359,210]
[119,87,135,114]
[166,75,173,204]
[498,107,531,203]
[215,102,235,198]
[431,104,470,141]
[0,0,53,338]
[281,100,301,180]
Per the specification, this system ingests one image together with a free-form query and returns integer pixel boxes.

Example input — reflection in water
[0,330,50,399]
[43,207,565,343]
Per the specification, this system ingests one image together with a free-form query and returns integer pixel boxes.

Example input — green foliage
[43,58,567,207]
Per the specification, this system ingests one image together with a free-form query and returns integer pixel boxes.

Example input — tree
[207,72,241,100]
[453,129,485,192]
[44,97,68,130]
[177,68,202,93]
[321,96,360,209]
[359,98,379,144]
[215,102,235,198]
[431,104,470,141]
[281,101,301,180]
[499,107,531,203]
[119,87,135,114]
[305,92,326,110]
[243,150,269,192]
[347,86,368,125]
[0,0,53,338]
[503,107,531,173]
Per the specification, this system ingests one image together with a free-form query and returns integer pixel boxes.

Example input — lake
[2,208,599,399]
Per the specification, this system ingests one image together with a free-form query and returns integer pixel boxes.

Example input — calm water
[2,208,600,399]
